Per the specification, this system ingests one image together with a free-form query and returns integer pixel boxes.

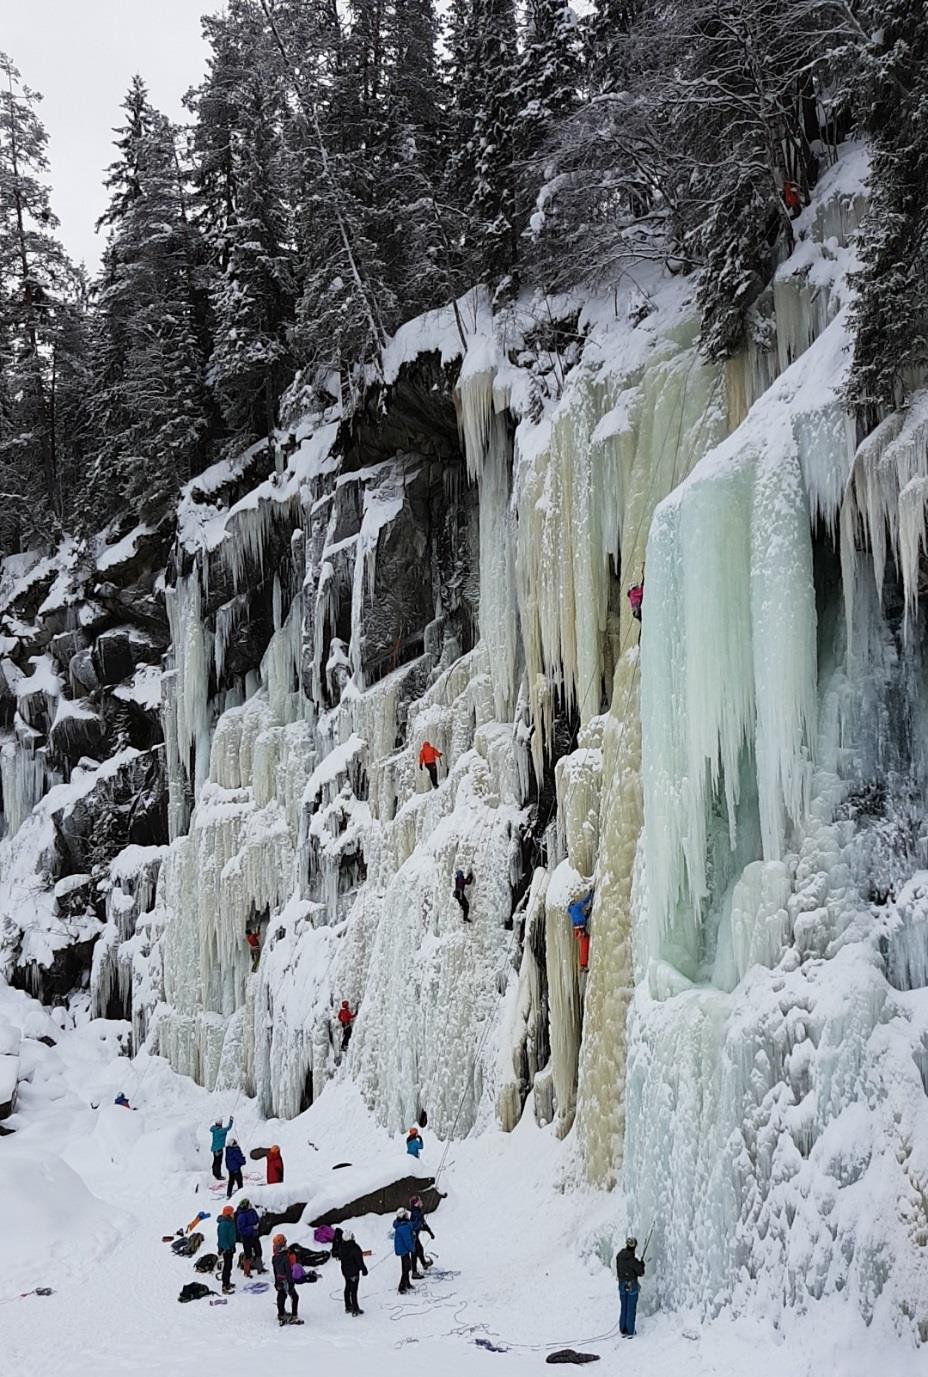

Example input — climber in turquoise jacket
[209,1116,233,1180]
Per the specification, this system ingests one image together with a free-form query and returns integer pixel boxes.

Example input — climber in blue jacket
[210,1116,233,1179]
[406,1127,424,1158]
[225,1137,246,1198]
[393,1208,416,1294]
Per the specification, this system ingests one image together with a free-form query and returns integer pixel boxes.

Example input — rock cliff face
[1,147,926,1340]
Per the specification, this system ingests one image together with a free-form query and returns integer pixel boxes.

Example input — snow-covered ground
[0,985,920,1377]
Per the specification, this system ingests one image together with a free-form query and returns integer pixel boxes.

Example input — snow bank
[0,1147,128,1300]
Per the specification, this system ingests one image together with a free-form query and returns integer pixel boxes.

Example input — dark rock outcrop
[258,1175,442,1237]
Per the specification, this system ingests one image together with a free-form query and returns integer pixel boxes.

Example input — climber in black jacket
[615,1237,645,1338]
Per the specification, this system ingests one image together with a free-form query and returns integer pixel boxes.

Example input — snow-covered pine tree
[87,78,209,519]
[192,3,296,452]
[0,51,83,549]
[847,0,928,412]
[446,0,520,289]
[378,0,460,319]
[584,0,640,95]
[257,0,396,411]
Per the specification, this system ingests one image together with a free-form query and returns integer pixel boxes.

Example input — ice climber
[337,1000,356,1050]
[616,1236,646,1338]
[225,1136,246,1197]
[235,1199,264,1275]
[393,1208,416,1293]
[266,1144,284,1184]
[217,1205,237,1293]
[339,1229,369,1315]
[568,889,593,972]
[209,1116,234,1179]
[453,868,475,922]
[406,1126,424,1158]
[627,582,644,622]
[246,928,260,971]
[272,1233,302,1325]
[409,1195,434,1275]
[114,1092,131,1108]
[418,740,442,788]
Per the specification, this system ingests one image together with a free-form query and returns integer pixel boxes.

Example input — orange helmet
[271,1144,280,1153]
[272,1233,286,1248]
[221,1205,234,1217]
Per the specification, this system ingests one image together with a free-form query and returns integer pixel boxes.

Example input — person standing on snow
[616,1236,646,1338]
[409,1195,434,1276]
[266,1144,284,1184]
[453,868,475,922]
[217,1205,237,1293]
[225,1136,246,1197]
[339,1230,369,1315]
[235,1198,265,1275]
[272,1233,302,1326]
[209,1116,233,1180]
[337,1000,356,1051]
[418,740,442,789]
[406,1126,424,1158]
[393,1208,416,1293]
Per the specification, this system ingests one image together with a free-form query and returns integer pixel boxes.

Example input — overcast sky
[1,0,225,270]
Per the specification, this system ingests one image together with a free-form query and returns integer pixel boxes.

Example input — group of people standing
[209,1116,283,1197]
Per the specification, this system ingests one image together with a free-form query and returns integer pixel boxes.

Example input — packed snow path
[0,1001,921,1377]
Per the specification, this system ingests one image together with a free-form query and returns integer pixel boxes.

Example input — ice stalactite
[90,845,165,1022]
[456,350,519,723]
[497,867,549,1132]
[573,314,728,1187]
[152,602,314,1094]
[544,860,585,1138]
[1,726,52,838]
[840,391,928,639]
[164,573,212,839]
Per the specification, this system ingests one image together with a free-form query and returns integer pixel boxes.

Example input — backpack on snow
[194,1253,219,1273]
[172,1231,204,1257]
[178,1282,214,1303]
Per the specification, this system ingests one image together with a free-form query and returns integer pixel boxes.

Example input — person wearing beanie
[615,1236,646,1338]
[217,1206,237,1293]
[392,1209,416,1294]
[272,1234,302,1326]
[339,1230,369,1316]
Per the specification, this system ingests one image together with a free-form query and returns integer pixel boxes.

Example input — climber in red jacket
[418,741,442,789]
[627,583,644,623]
[337,1000,356,1051]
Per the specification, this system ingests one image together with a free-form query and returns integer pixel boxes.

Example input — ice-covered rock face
[2,146,928,1342]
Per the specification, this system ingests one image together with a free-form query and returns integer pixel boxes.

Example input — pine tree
[192,3,296,450]
[0,51,82,549]
[88,79,209,518]
[446,0,520,288]
[585,0,640,95]
[847,0,928,411]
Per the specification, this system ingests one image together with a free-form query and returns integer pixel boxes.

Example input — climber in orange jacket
[418,741,442,789]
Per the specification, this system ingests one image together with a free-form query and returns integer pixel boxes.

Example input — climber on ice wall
[418,740,442,788]
[627,581,644,622]
[453,867,475,921]
[337,999,356,1049]
[245,928,260,970]
[568,890,593,971]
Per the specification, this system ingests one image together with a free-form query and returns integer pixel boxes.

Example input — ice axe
[640,1222,655,1264]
